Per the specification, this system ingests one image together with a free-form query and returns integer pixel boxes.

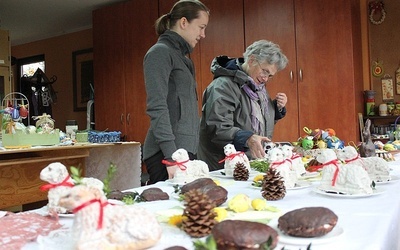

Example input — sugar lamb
[267,147,297,189]
[59,185,162,250]
[219,143,251,177]
[40,162,105,214]
[317,149,372,195]
[280,144,306,178]
[164,148,209,184]
[336,146,391,183]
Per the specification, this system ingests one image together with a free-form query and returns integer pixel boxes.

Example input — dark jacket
[198,56,286,171]
[143,30,199,160]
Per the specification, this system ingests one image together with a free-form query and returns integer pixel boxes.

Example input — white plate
[57,213,74,218]
[164,179,189,186]
[251,181,311,190]
[312,187,385,198]
[375,175,400,185]
[271,220,344,246]
[209,170,259,179]
[298,171,321,180]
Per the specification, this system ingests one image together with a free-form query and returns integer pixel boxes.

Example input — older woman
[198,40,288,171]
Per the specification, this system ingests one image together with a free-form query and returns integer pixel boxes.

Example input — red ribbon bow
[162,159,189,170]
[321,159,340,186]
[218,151,245,163]
[344,154,361,164]
[270,160,286,169]
[73,198,109,230]
[40,175,74,191]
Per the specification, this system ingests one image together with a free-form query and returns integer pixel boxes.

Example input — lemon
[251,198,267,211]
[228,194,251,213]
[213,207,228,221]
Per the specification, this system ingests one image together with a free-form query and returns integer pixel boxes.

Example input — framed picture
[73,48,93,111]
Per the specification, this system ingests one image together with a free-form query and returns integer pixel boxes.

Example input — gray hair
[243,40,288,71]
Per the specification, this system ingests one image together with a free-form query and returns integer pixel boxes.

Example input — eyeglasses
[257,61,274,81]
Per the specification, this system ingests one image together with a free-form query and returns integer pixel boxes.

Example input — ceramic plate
[375,175,400,185]
[251,181,311,190]
[209,170,260,179]
[270,220,344,246]
[312,187,385,198]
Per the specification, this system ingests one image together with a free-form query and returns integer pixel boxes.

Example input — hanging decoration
[381,74,394,101]
[369,1,386,25]
[371,59,384,77]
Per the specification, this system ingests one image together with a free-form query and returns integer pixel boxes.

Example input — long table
[19,156,400,250]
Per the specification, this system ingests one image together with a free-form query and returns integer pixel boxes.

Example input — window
[17,54,45,91]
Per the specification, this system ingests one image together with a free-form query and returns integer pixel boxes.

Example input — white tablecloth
[22,158,400,250]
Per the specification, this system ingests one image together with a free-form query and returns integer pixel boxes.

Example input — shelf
[365,116,399,120]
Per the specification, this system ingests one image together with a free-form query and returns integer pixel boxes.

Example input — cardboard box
[2,129,60,147]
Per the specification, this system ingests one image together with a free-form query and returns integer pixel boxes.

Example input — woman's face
[178,10,209,48]
[247,58,278,85]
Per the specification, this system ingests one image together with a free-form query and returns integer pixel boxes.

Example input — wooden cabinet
[93,0,158,143]
[93,0,363,145]
[244,0,363,143]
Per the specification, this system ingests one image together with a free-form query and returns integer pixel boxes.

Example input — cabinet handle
[290,70,294,82]
[127,113,131,125]
[120,113,124,125]
[299,69,303,82]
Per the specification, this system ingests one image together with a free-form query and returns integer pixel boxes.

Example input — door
[294,0,362,143]
[123,0,158,143]
[244,0,299,142]
[93,3,126,135]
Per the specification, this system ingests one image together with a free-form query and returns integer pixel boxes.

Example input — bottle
[66,120,78,140]
[364,90,376,116]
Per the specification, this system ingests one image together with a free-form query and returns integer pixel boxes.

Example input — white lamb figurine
[280,144,306,178]
[59,185,162,250]
[170,148,209,184]
[317,149,373,195]
[221,143,251,177]
[336,146,391,183]
[40,162,105,214]
[267,147,297,189]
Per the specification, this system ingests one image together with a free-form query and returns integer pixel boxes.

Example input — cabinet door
[123,0,158,143]
[244,0,300,142]
[295,0,362,143]
[93,3,126,134]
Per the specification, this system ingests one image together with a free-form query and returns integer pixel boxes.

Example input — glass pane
[21,61,45,76]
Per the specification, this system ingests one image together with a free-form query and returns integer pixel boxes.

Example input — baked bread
[278,207,338,237]
[140,187,169,201]
[212,220,278,249]
[181,178,228,206]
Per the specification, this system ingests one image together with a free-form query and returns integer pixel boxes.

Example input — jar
[66,120,78,140]
[379,103,388,116]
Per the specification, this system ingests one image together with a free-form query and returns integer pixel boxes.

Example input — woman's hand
[247,134,271,159]
[276,92,287,110]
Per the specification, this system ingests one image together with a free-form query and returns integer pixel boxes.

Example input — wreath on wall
[369,0,386,25]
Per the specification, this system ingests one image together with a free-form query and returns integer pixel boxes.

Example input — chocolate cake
[140,187,169,201]
[212,220,278,249]
[278,207,338,237]
[181,178,228,206]
[180,178,216,193]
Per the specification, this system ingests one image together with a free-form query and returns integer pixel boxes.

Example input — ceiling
[0,0,127,46]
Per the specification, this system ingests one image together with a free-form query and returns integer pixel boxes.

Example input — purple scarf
[242,77,268,136]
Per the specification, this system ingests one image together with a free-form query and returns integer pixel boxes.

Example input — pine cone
[261,168,286,200]
[182,189,217,238]
[233,162,249,181]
